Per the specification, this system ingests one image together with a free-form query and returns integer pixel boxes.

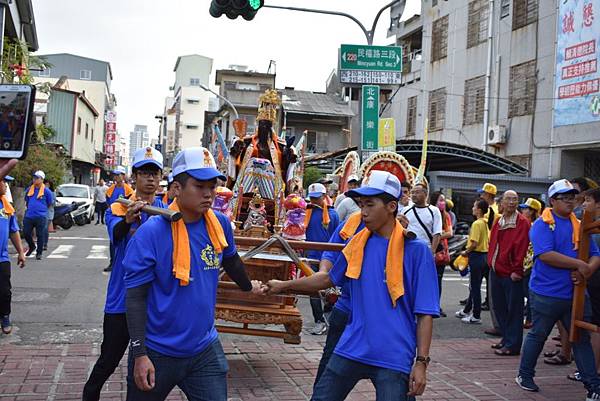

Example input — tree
[11,144,68,188]
[303,166,323,189]
[1,37,53,93]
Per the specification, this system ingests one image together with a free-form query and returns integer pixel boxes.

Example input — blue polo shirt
[123,211,236,358]
[107,185,127,205]
[0,206,19,263]
[321,217,366,315]
[329,234,439,374]
[305,206,339,262]
[104,198,166,314]
[24,186,53,219]
[530,212,600,300]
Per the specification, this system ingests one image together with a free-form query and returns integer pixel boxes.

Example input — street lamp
[198,84,239,120]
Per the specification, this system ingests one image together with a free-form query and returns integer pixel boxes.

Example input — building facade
[46,88,99,185]
[35,53,117,165]
[129,125,149,164]
[387,0,600,182]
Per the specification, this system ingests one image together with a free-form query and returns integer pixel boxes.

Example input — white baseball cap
[112,166,126,175]
[132,146,163,170]
[33,170,45,180]
[347,174,359,183]
[308,183,326,198]
[172,147,225,181]
[348,170,402,199]
[548,179,579,198]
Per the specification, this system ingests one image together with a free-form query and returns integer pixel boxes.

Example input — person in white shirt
[401,183,442,252]
[334,175,360,209]
[93,179,109,225]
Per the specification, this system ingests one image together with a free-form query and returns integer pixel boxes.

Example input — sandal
[567,371,581,381]
[544,354,572,365]
[544,350,560,358]
[494,348,519,356]
[491,342,504,349]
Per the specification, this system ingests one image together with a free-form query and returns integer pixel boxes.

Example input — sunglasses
[554,194,576,202]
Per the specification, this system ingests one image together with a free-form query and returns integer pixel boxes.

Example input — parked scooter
[72,204,89,226]
[53,201,86,230]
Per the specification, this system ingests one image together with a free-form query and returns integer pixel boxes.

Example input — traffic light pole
[263,0,400,45]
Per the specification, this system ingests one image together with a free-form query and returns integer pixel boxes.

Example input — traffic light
[209,0,264,21]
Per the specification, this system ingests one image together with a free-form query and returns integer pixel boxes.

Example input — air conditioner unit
[487,125,507,146]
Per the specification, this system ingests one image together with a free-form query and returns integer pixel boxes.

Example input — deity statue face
[257,120,272,142]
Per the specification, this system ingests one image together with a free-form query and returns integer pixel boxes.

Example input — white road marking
[51,236,108,241]
[47,245,74,259]
[86,245,109,259]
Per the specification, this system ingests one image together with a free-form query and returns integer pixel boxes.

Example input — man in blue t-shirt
[82,147,165,401]
[23,170,53,260]
[267,171,439,400]
[517,179,600,399]
[305,182,339,335]
[123,147,261,401]
[0,175,25,335]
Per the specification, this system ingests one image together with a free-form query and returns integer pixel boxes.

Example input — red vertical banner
[104,111,117,167]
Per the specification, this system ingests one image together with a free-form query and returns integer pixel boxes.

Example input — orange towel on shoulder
[1,196,14,216]
[342,220,405,307]
[304,204,330,229]
[27,183,45,199]
[170,200,228,286]
[541,208,580,250]
[339,211,362,241]
[106,183,134,199]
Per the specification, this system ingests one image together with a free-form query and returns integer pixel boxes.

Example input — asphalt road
[3,223,496,346]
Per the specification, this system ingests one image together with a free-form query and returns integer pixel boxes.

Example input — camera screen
[0,91,30,151]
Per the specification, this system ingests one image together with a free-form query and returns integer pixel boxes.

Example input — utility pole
[264,1,401,45]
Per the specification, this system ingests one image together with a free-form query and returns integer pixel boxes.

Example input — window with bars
[501,0,511,18]
[431,15,449,62]
[428,87,446,132]
[513,0,538,30]
[406,96,418,136]
[467,0,489,48]
[463,76,486,125]
[509,60,537,117]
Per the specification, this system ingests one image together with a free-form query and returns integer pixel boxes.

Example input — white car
[56,184,95,224]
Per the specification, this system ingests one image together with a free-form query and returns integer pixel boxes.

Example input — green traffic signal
[249,0,264,11]
[209,0,263,20]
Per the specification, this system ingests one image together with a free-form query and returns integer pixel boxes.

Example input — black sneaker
[482,302,490,311]
[515,376,539,392]
[459,298,468,306]
[35,254,42,260]
[25,247,36,257]
[103,266,112,272]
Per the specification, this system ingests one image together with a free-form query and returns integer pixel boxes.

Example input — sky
[34,0,420,141]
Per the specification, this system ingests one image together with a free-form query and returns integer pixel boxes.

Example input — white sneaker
[455,309,468,318]
[310,321,328,335]
[461,315,482,324]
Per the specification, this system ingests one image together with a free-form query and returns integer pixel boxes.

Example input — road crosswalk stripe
[86,245,109,260]
[47,245,75,259]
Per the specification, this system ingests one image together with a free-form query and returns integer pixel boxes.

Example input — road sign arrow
[342,52,347,62]
[396,54,401,65]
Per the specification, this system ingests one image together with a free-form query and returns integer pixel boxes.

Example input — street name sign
[340,44,403,85]
[362,85,380,150]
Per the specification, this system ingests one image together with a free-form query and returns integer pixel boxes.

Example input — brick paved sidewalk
[0,337,589,400]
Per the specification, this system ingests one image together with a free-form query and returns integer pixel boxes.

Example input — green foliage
[11,144,68,188]
[32,124,57,144]
[1,37,52,87]
[303,166,323,189]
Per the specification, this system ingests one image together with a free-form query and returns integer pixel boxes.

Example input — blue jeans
[312,354,415,401]
[126,339,229,401]
[463,252,487,319]
[314,307,349,389]
[23,216,47,256]
[519,291,600,392]
[490,270,524,352]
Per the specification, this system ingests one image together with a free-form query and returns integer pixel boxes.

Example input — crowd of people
[0,153,598,400]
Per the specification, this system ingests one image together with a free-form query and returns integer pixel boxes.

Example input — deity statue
[243,191,270,231]
[281,194,307,241]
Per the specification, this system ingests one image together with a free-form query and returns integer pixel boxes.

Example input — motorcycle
[53,201,86,230]
[72,204,89,226]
